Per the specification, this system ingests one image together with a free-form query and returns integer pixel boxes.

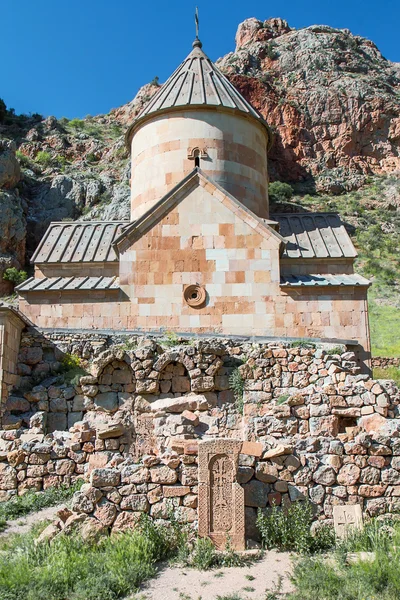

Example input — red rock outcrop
[218,18,400,189]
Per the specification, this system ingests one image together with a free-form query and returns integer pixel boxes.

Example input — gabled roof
[113,168,285,255]
[0,301,33,326]
[126,40,269,145]
[16,276,119,293]
[274,213,357,259]
[280,274,370,287]
[31,222,127,264]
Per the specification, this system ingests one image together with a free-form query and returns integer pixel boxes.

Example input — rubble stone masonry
[0,333,398,540]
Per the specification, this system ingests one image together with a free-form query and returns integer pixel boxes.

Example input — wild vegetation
[288,516,400,600]
[0,481,83,531]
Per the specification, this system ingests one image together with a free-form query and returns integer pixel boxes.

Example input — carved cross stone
[198,439,244,550]
[333,505,363,539]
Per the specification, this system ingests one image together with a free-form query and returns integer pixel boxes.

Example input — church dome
[126,41,269,146]
[127,39,272,221]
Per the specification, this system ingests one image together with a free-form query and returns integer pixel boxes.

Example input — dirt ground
[0,504,63,538]
[134,550,294,600]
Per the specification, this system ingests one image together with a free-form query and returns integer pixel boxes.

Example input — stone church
[16,37,371,369]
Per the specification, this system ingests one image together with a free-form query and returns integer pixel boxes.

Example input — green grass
[288,516,400,600]
[369,300,400,357]
[175,536,258,571]
[0,481,83,531]
[373,366,400,385]
[0,515,182,600]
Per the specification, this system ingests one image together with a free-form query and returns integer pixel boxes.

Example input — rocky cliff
[0,17,399,285]
[219,18,400,191]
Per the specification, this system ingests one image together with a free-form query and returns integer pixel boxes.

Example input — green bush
[256,501,335,554]
[229,368,245,414]
[59,353,86,385]
[0,98,7,122]
[15,150,34,169]
[265,41,279,60]
[269,181,293,202]
[2,268,28,286]
[69,118,85,130]
[35,150,53,167]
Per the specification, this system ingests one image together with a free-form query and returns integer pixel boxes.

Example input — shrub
[268,181,293,202]
[35,150,53,167]
[256,501,335,554]
[0,98,6,122]
[69,118,85,130]
[265,41,279,60]
[2,268,28,286]
[15,150,34,169]
[161,331,180,348]
[229,368,245,414]
[59,353,86,385]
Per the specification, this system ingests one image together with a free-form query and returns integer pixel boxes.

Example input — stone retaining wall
[1,333,400,541]
[372,357,400,369]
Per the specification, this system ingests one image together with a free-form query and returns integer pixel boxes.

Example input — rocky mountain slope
[0,17,399,301]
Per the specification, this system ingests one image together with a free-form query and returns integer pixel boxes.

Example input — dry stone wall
[0,332,400,541]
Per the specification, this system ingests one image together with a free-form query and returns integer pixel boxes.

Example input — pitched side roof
[274,213,357,259]
[126,41,269,145]
[16,276,120,293]
[31,222,127,264]
[280,274,370,287]
[113,168,285,255]
[0,301,33,326]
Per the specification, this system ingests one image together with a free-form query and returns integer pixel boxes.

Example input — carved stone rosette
[198,439,245,550]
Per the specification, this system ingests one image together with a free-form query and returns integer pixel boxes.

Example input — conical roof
[126,39,268,144]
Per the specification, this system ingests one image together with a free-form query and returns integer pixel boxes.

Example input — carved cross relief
[198,439,244,550]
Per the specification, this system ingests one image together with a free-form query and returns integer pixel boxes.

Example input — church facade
[16,38,371,369]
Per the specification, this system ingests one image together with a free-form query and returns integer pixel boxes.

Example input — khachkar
[198,439,245,550]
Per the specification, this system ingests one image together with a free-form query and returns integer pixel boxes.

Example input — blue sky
[2,0,399,119]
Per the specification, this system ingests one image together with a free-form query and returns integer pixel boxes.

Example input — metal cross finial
[195,6,199,39]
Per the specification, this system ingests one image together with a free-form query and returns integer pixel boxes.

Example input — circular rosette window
[184,284,206,308]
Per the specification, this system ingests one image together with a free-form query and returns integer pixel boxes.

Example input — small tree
[269,181,293,203]
[0,98,6,122]
[3,268,28,286]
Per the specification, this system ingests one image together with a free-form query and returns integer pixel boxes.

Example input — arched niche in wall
[158,360,191,394]
[97,359,135,389]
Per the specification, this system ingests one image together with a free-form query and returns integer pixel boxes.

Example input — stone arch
[158,360,191,394]
[98,359,135,388]
[91,350,135,390]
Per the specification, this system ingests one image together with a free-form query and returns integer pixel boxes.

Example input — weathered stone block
[309,416,339,437]
[90,468,120,488]
[150,465,178,484]
[47,413,67,432]
[255,462,278,483]
[94,392,118,412]
[243,480,269,508]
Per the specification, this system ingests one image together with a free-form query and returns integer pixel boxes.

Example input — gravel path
[133,550,294,600]
[0,504,63,538]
